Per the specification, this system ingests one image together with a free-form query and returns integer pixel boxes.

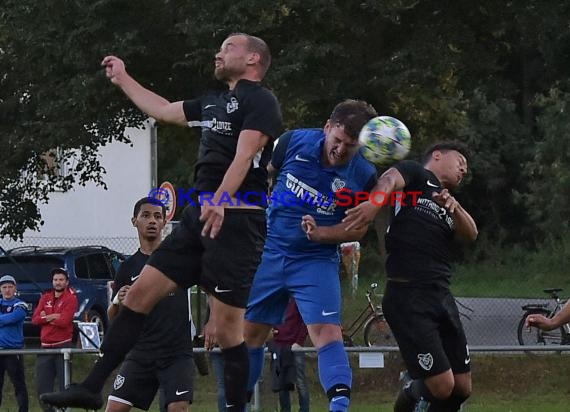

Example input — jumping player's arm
[200,130,270,238]
[101,55,187,126]
[200,87,282,238]
[214,130,270,201]
[301,214,368,244]
[451,205,478,242]
[432,189,478,243]
[342,167,406,230]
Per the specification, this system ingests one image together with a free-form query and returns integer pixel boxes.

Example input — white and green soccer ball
[358,116,411,166]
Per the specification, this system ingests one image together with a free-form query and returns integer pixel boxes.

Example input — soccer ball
[358,116,411,166]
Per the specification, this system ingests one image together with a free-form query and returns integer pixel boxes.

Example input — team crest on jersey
[227,97,239,113]
[113,374,125,390]
[417,353,433,371]
[331,178,346,193]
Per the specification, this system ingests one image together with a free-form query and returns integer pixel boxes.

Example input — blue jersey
[267,129,376,258]
[0,297,27,349]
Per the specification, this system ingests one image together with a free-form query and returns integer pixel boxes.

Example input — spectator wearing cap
[0,274,29,412]
[32,268,78,412]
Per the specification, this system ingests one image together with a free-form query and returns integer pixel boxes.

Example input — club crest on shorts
[417,353,433,371]
[113,374,125,390]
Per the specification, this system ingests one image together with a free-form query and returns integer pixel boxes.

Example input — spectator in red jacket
[32,268,78,412]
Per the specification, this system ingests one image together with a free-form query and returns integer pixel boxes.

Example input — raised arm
[432,189,478,243]
[301,215,368,244]
[342,167,406,231]
[200,130,269,238]
[101,55,187,126]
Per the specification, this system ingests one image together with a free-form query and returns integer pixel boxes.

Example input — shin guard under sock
[246,346,265,401]
[222,342,249,411]
[318,341,352,412]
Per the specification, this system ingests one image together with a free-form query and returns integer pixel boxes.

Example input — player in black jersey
[344,142,477,412]
[104,197,193,412]
[42,33,282,412]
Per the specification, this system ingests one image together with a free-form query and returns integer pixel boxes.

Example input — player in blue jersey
[244,99,378,412]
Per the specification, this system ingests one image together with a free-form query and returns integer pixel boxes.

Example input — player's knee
[166,400,189,412]
[215,317,244,346]
[454,385,471,400]
[105,399,130,412]
[453,374,472,398]
[426,378,454,400]
[243,322,270,346]
[310,324,343,348]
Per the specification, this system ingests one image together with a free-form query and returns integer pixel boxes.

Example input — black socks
[222,342,249,411]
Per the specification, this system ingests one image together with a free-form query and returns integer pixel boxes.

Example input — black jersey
[385,160,457,285]
[183,79,282,202]
[112,250,192,360]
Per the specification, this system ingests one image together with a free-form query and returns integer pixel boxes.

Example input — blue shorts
[245,250,341,325]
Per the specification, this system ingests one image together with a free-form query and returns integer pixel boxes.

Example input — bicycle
[341,282,397,347]
[517,288,570,346]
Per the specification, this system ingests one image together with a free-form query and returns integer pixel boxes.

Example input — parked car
[0,246,125,339]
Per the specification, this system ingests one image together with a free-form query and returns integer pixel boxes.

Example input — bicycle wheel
[517,309,565,345]
[364,314,397,347]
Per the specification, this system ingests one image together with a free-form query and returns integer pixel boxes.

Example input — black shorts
[108,354,194,410]
[147,205,266,308]
[383,282,470,379]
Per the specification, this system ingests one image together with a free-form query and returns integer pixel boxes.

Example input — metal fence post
[63,349,72,412]
[63,349,71,387]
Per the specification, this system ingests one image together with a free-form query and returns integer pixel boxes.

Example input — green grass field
[2,352,569,411]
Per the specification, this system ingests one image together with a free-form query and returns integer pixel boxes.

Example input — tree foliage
[1,0,569,250]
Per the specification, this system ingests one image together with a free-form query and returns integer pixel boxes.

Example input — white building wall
[2,122,155,254]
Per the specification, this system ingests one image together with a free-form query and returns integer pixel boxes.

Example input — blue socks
[318,341,352,412]
[246,346,265,394]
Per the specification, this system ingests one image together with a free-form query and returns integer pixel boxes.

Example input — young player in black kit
[343,142,477,412]
[42,33,282,412]
[105,197,193,412]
